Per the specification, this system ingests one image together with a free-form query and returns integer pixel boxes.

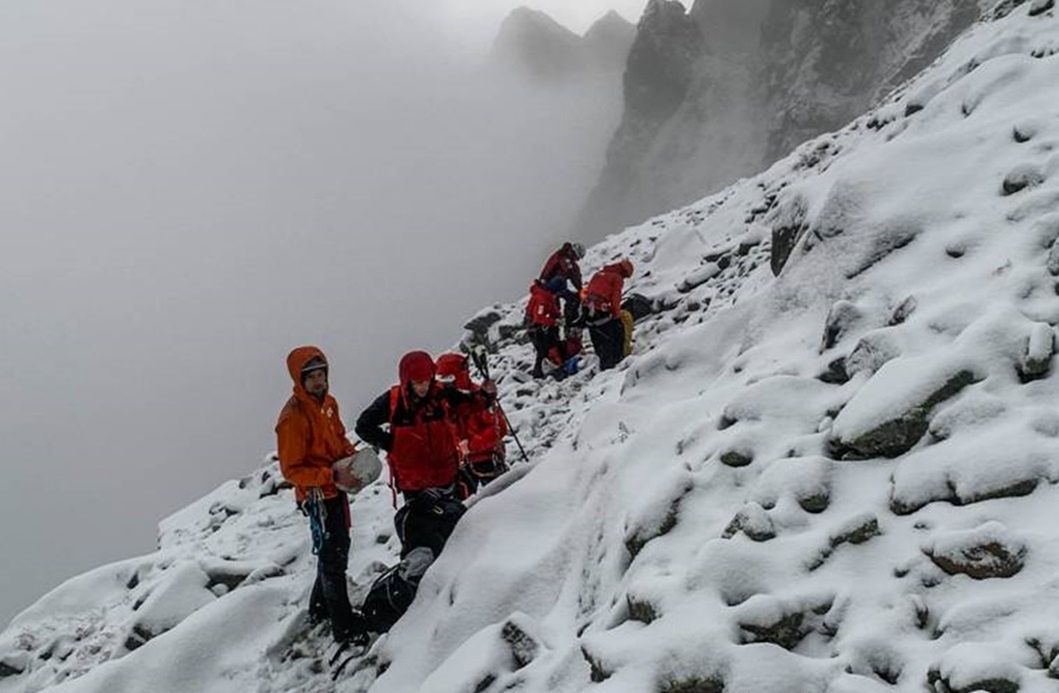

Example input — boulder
[770,194,810,276]
[925,522,1027,580]
[831,357,979,459]
[821,300,863,351]
[1001,163,1045,196]
[1019,323,1054,381]
[722,502,776,542]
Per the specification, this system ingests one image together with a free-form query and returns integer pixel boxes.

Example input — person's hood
[602,259,634,278]
[286,345,329,400]
[399,351,436,390]
[436,353,473,390]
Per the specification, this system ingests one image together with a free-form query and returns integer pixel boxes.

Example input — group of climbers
[526,242,636,376]
[273,241,639,660]
[275,347,505,652]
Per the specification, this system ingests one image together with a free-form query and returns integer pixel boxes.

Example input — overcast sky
[440,0,646,40]
[0,0,645,625]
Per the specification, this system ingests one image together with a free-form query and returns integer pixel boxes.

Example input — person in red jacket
[584,258,634,370]
[539,242,585,329]
[525,279,565,378]
[275,346,368,645]
[354,351,495,632]
[435,353,509,497]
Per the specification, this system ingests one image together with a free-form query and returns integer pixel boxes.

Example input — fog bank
[0,0,624,624]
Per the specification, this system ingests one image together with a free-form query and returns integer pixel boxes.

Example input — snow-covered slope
[5,2,1059,692]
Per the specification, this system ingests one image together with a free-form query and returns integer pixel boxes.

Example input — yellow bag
[620,309,634,357]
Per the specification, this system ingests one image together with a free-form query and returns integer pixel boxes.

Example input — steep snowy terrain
[4,2,1059,691]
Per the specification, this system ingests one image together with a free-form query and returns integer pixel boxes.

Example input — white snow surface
[5,3,1059,692]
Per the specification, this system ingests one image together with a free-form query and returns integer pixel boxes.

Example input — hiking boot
[335,610,371,647]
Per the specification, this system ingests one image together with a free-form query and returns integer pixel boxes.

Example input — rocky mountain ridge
[578,0,999,239]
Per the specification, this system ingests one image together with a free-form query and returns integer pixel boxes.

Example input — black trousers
[307,493,358,641]
[528,325,561,377]
[589,317,625,370]
[361,490,465,634]
[395,491,466,559]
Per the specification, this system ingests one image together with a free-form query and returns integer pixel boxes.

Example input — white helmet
[570,242,586,260]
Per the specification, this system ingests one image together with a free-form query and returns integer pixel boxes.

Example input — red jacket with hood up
[356,351,487,493]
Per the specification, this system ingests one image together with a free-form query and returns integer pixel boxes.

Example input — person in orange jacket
[276,346,367,646]
[435,353,509,497]
[584,258,634,370]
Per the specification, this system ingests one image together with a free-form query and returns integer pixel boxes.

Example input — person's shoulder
[277,396,305,427]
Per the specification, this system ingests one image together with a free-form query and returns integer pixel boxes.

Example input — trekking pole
[469,344,530,465]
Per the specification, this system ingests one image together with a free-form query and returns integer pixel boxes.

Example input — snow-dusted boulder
[924,521,1028,579]
[830,354,980,458]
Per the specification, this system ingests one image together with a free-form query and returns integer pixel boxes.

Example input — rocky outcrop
[579,0,987,238]
[578,0,704,236]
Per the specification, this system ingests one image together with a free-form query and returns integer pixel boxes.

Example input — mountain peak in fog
[583,10,636,67]
[492,6,634,80]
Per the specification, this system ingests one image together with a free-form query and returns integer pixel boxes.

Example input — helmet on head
[618,258,634,277]
[570,242,586,260]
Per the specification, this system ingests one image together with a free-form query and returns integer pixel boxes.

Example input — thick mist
[0,0,627,624]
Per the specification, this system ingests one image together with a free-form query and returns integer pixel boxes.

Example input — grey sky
[440,0,647,40]
[0,0,636,625]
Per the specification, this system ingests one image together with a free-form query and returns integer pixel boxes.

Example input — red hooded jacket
[526,281,561,328]
[275,346,356,503]
[539,243,583,291]
[436,353,508,465]
[356,351,464,493]
[585,259,634,319]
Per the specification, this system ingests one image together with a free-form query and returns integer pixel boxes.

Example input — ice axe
[469,343,530,465]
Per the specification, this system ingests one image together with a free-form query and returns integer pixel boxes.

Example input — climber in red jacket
[584,258,634,370]
[525,279,565,378]
[436,352,509,497]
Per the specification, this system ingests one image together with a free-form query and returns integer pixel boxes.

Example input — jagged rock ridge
[578,0,996,239]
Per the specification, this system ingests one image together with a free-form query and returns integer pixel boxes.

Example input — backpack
[361,547,434,633]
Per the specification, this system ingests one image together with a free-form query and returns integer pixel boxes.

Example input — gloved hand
[482,379,498,397]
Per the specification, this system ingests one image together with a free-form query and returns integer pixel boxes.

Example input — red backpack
[526,282,560,327]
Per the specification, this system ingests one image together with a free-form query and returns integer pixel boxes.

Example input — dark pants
[561,293,582,331]
[529,325,561,378]
[362,489,465,633]
[307,493,360,641]
[395,490,465,558]
[589,317,625,370]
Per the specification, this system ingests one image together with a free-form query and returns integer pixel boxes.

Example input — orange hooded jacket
[275,346,356,503]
